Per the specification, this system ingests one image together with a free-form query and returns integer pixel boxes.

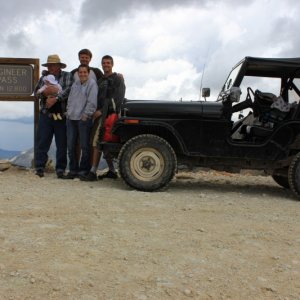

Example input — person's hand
[42,86,59,97]
[46,95,57,109]
[81,115,88,121]
[93,110,102,121]
[117,73,124,80]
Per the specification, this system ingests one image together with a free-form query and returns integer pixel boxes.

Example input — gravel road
[0,167,299,299]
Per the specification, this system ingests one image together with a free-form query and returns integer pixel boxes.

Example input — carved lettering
[0,68,27,76]
[0,65,33,96]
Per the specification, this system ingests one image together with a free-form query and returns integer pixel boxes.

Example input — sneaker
[80,171,97,181]
[62,172,78,180]
[56,171,65,179]
[98,170,118,180]
[35,170,44,178]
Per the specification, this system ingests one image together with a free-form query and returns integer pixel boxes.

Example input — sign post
[0,58,40,164]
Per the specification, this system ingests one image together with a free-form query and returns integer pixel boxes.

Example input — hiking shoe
[35,170,44,178]
[98,170,118,180]
[80,171,97,181]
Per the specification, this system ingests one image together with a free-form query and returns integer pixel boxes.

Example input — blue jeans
[67,118,93,174]
[35,112,67,173]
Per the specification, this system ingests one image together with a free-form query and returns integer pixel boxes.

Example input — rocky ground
[0,167,299,299]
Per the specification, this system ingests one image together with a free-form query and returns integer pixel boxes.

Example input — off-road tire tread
[288,152,300,199]
[118,134,177,191]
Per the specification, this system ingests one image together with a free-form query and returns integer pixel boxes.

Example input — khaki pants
[91,116,102,147]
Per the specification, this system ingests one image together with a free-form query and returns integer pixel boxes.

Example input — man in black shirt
[81,55,125,181]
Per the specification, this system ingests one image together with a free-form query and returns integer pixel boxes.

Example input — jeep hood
[121,100,224,119]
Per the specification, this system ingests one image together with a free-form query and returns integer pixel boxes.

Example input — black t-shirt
[97,73,126,114]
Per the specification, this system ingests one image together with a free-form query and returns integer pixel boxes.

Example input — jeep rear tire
[288,153,300,199]
[118,134,177,191]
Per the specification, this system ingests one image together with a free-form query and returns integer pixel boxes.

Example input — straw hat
[42,54,67,68]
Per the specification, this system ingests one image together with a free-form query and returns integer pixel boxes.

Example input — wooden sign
[0,64,33,96]
[0,58,39,101]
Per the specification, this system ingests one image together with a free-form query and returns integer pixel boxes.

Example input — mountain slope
[0,149,21,159]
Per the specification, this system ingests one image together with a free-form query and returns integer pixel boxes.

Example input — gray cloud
[80,0,198,26]
[269,16,300,57]
[0,0,73,48]
[5,32,34,54]
[0,0,72,23]
[79,0,252,29]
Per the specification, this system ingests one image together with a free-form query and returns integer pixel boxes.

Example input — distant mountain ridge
[0,116,34,124]
[0,148,21,159]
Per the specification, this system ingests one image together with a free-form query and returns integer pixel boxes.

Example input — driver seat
[241,125,273,138]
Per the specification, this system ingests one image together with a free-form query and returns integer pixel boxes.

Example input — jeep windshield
[217,56,300,102]
[217,62,243,101]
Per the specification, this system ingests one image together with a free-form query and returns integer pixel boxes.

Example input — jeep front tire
[118,134,177,191]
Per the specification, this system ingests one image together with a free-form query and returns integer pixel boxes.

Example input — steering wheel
[246,87,255,104]
[245,87,255,103]
[231,87,254,113]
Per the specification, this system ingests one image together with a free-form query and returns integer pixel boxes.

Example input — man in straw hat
[34,54,73,178]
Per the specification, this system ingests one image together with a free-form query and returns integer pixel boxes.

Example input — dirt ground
[0,166,299,300]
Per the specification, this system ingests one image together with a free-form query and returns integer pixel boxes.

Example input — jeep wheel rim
[130,147,164,181]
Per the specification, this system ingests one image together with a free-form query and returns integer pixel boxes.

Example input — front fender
[113,119,188,154]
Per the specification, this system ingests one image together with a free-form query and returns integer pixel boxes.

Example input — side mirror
[202,88,210,99]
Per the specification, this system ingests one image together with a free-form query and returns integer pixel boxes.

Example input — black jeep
[102,56,300,198]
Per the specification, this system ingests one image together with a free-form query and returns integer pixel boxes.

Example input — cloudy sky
[0,0,300,119]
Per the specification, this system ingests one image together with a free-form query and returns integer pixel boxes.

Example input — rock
[0,160,11,171]
[263,286,276,293]
[271,256,280,260]
[183,288,193,296]
[10,271,20,277]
